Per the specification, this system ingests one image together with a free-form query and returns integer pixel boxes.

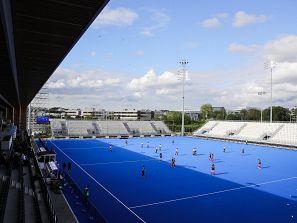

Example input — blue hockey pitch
[45,136,297,223]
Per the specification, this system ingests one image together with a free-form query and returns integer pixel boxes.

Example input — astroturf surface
[45,136,297,223]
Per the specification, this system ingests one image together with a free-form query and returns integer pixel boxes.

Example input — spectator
[68,162,72,173]
[83,185,90,207]
[62,162,66,173]
[141,165,145,177]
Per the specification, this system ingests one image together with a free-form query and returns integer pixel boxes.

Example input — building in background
[81,108,105,119]
[49,107,66,118]
[185,110,200,121]
[65,109,80,118]
[112,109,154,121]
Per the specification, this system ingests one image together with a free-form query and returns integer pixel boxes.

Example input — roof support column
[0,0,20,105]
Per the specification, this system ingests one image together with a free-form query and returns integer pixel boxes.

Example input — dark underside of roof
[0,0,109,108]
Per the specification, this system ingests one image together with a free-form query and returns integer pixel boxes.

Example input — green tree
[240,109,248,120]
[262,106,290,121]
[213,108,226,120]
[262,108,270,121]
[290,107,297,122]
[247,108,261,120]
[166,111,191,125]
[273,106,290,121]
[226,113,241,120]
[200,104,213,120]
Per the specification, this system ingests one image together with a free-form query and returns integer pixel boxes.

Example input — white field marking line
[129,176,297,209]
[61,193,79,223]
[50,141,146,223]
[62,147,106,150]
[80,159,157,166]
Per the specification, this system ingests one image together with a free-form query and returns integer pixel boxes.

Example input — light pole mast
[265,60,277,123]
[179,60,188,136]
[270,65,272,123]
[257,91,266,122]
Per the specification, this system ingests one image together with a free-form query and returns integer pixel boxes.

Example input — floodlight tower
[179,60,188,136]
[28,85,49,135]
[257,91,266,122]
[264,60,277,123]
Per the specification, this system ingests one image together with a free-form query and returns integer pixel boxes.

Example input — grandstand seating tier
[50,119,171,137]
[194,121,297,147]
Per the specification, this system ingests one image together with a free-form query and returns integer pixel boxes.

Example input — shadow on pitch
[182,165,197,169]
[246,182,260,187]
[215,172,228,175]
[191,153,205,157]
[214,160,224,164]
[242,153,252,156]
[177,153,188,157]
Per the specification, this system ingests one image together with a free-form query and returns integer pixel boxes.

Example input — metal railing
[31,140,59,223]
[27,156,43,223]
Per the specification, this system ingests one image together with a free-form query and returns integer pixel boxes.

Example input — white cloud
[216,13,229,19]
[272,62,297,84]
[201,18,220,28]
[47,34,297,110]
[47,68,136,109]
[264,35,297,62]
[48,80,65,89]
[90,51,96,57]
[212,60,297,109]
[49,93,129,109]
[103,78,120,86]
[47,68,120,90]
[229,43,259,54]
[233,11,269,27]
[223,35,297,108]
[47,63,297,110]
[215,75,297,109]
[135,50,144,56]
[201,12,228,29]
[229,35,297,62]
[67,76,81,88]
[93,7,138,28]
[80,80,103,88]
[127,69,179,92]
[140,9,170,37]
[133,92,145,98]
[156,88,173,95]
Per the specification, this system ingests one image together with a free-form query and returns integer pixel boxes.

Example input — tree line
[155,104,296,133]
[200,103,297,122]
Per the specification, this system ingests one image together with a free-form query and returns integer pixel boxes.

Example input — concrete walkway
[3,168,19,223]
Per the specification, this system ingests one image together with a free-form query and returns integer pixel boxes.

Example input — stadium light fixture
[264,60,277,123]
[179,60,188,136]
[257,91,266,122]
[105,111,109,136]
[289,106,297,123]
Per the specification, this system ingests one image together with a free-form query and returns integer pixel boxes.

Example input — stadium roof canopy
[0,0,109,110]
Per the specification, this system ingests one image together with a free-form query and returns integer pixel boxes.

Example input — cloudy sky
[46,0,297,110]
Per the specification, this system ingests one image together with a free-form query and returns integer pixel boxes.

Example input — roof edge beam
[0,0,20,105]
[0,94,13,108]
